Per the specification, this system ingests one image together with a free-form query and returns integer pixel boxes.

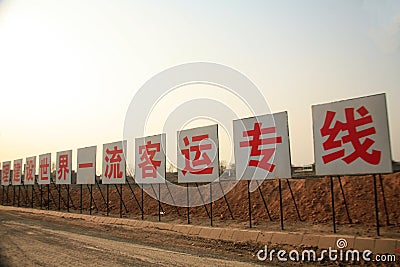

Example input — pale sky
[0,0,399,173]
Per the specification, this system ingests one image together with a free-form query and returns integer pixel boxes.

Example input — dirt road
[0,210,264,267]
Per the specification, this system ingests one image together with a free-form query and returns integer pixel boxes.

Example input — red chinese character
[180,134,214,175]
[25,160,35,181]
[78,162,93,169]
[2,164,10,183]
[240,122,282,172]
[40,157,49,181]
[105,146,123,179]
[138,141,161,178]
[320,106,381,165]
[14,162,21,182]
[57,154,69,180]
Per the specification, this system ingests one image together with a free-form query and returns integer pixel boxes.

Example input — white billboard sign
[312,93,392,175]
[135,134,166,184]
[24,156,36,185]
[234,111,292,180]
[77,146,96,184]
[102,141,127,184]
[1,161,11,186]
[177,125,219,183]
[12,159,23,185]
[38,153,51,185]
[56,150,72,184]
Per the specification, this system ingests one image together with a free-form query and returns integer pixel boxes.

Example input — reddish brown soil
[1,173,399,238]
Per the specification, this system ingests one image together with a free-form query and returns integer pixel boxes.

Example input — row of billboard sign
[0,93,393,186]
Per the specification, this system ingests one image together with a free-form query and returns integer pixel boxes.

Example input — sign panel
[38,153,51,185]
[1,161,11,186]
[12,159,23,185]
[177,125,219,183]
[312,93,392,175]
[135,134,166,184]
[24,156,36,185]
[77,146,96,184]
[234,111,292,180]
[102,141,127,184]
[56,150,72,184]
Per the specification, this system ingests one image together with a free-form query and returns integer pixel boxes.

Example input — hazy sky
[0,0,399,172]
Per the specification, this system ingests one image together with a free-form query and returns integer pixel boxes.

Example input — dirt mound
[2,173,399,235]
[77,173,399,225]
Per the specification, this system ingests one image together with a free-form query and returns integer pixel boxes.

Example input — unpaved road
[0,210,264,267]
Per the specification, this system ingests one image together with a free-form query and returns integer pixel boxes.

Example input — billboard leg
[53,182,64,208]
[58,185,61,211]
[40,185,42,209]
[141,185,144,220]
[195,183,210,218]
[126,179,142,213]
[158,184,161,222]
[279,179,284,230]
[90,186,98,212]
[373,174,380,236]
[219,182,234,220]
[286,179,302,221]
[338,176,352,224]
[31,185,34,208]
[49,185,58,209]
[186,183,190,224]
[28,186,30,207]
[33,185,40,208]
[89,184,93,215]
[66,184,76,209]
[6,186,9,205]
[20,186,24,206]
[25,186,29,206]
[120,184,123,218]
[165,182,181,216]
[247,181,252,228]
[80,185,83,214]
[67,185,70,212]
[210,183,213,227]
[106,184,109,216]
[47,184,50,210]
[114,184,128,214]
[95,179,107,213]
[23,186,26,207]
[256,180,272,221]
[21,186,25,206]
[17,185,21,207]
[150,184,164,214]
[329,176,336,233]
[379,174,390,226]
